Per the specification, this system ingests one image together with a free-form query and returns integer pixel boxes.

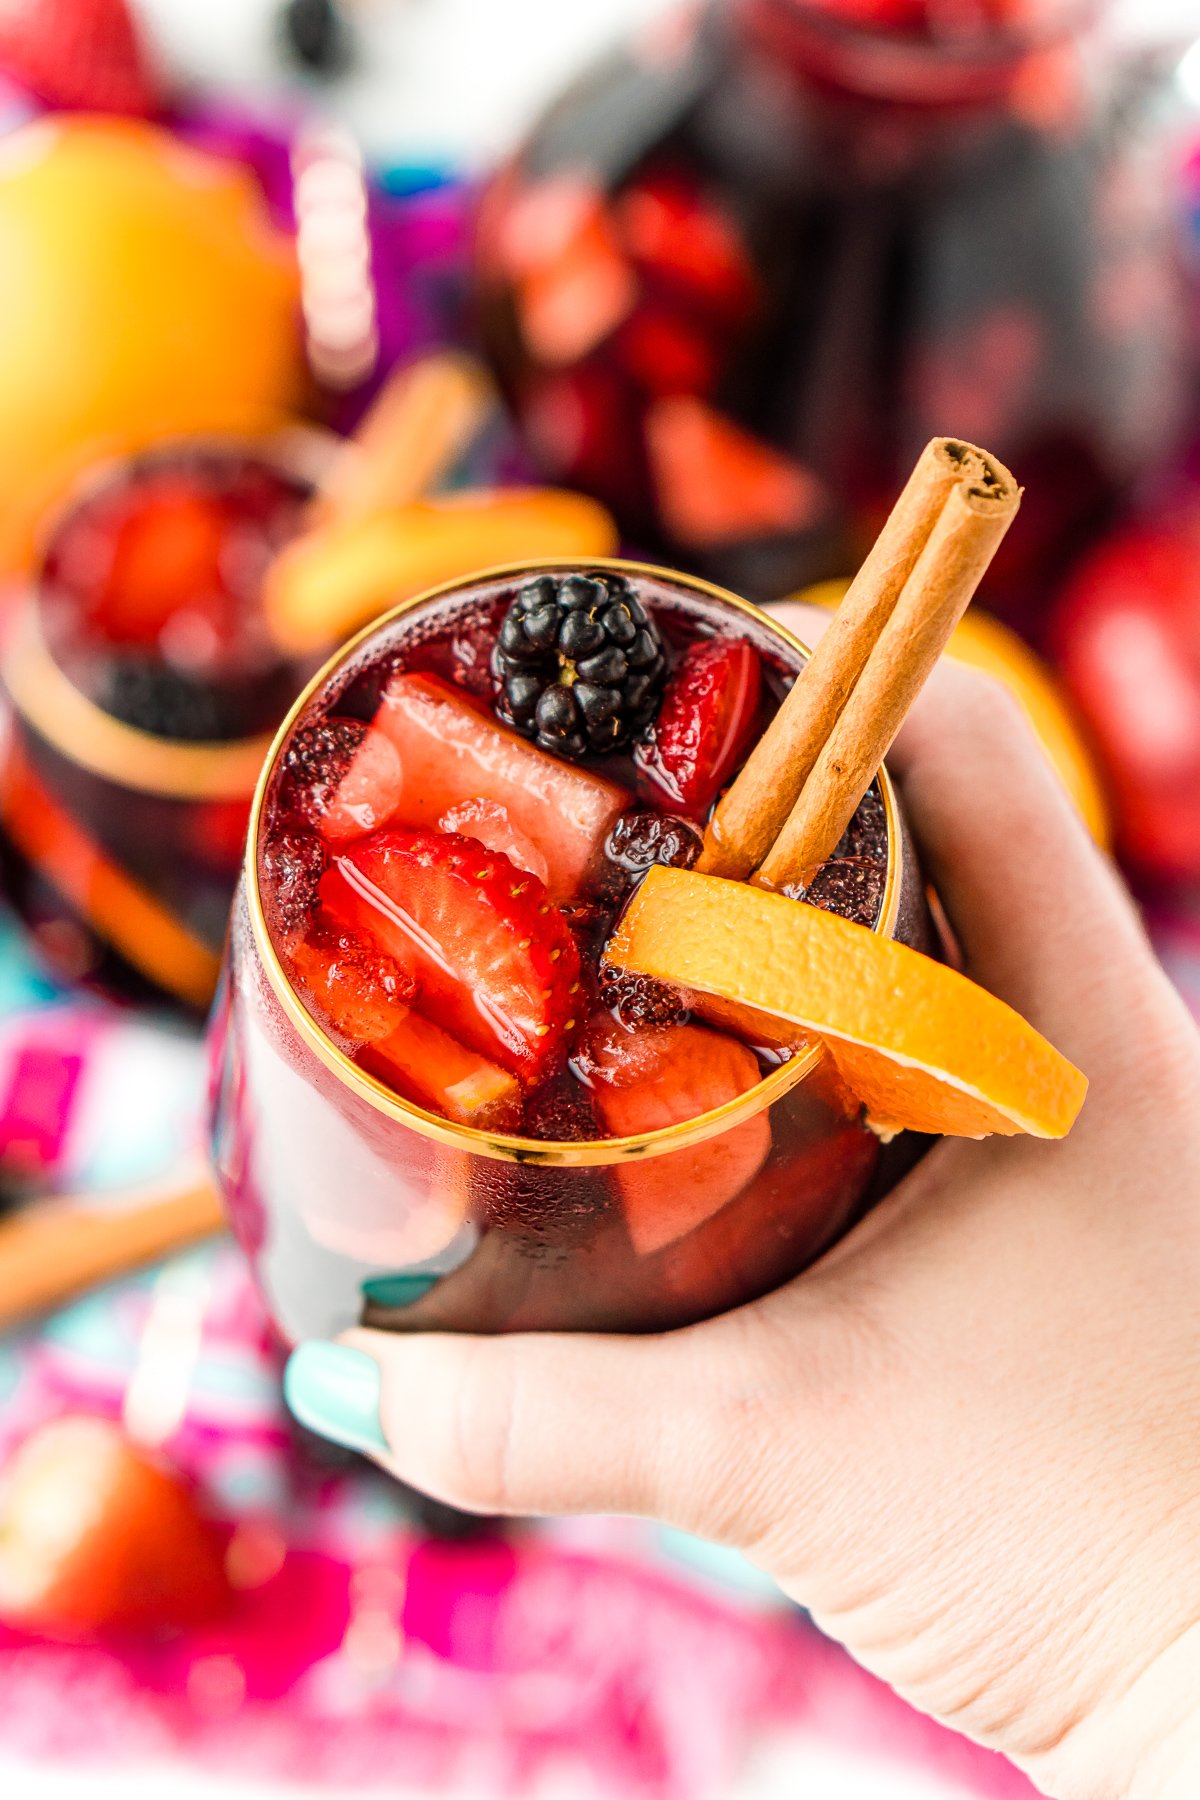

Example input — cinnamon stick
[755,459,1020,891]
[699,438,991,881]
[0,1177,225,1332]
[313,350,493,526]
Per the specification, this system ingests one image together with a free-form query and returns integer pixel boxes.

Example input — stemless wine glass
[208,559,931,1344]
[0,430,332,1010]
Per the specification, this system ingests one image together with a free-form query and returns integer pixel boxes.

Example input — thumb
[284,1319,782,1530]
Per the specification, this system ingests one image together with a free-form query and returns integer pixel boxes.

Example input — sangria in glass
[209,558,933,1342]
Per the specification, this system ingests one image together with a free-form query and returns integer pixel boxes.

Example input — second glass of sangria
[0,433,328,1009]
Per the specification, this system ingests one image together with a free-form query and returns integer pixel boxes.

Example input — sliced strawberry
[578,1016,770,1252]
[365,1010,521,1129]
[374,672,628,901]
[321,826,582,1082]
[108,488,227,621]
[635,637,761,818]
[438,796,550,887]
[616,175,757,324]
[0,1417,227,1640]
[289,922,417,1045]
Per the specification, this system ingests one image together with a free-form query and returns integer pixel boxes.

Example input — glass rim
[2,425,337,802]
[244,557,903,1168]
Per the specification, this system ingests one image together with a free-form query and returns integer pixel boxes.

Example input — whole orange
[0,116,303,574]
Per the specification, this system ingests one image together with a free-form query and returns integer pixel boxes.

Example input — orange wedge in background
[264,486,617,654]
[607,868,1088,1142]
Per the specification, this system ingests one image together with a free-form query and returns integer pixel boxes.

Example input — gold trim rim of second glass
[244,557,903,1167]
[2,603,279,801]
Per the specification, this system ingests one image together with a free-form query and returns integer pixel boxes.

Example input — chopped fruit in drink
[493,571,667,758]
[365,1010,520,1129]
[86,486,228,644]
[321,826,582,1082]
[0,1416,228,1640]
[261,828,326,945]
[608,867,1088,1140]
[505,175,637,366]
[321,726,403,844]
[616,175,758,323]
[635,637,761,817]
[597,963,690,1028]
[281,717,367,828]
[373,672,628,901]
[520,1064,599,1142]
[439,797,550,887]
[576,1016,770,1252]
[289,923,417,1045]
[646,396,824,548]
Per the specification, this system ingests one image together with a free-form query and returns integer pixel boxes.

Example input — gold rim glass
[246,558,903,1167]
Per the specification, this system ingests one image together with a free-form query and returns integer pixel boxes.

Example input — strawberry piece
[501,172,637,366]
[616,175,757,323]
[289,922,417,1045]
[102,487,227,635]
[0,1416,228,1640]
[374,672,628,901]
[0,0,160,115]
[365,1010,521,1129]
[578,1017,770,1252]
[635,638,761,818]
[321,826,582,1082]
[439,796,550,887]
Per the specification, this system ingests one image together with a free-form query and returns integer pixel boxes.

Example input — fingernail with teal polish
[362,1272,439,1309]
[284,1342,389,1456]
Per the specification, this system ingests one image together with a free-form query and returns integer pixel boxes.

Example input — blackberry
[99,660,241,741]
[281,717,366,825]
[598,965,690,1029]
[493,573,667,758]
[262,828,326,944]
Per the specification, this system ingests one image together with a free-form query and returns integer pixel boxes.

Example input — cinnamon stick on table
[0,1177,225,1332]
[699,437,1021,892]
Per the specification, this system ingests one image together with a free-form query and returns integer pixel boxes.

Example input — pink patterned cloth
[0,986,1036,1798]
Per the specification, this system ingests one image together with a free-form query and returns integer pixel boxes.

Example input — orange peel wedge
[606,867,1087,1141]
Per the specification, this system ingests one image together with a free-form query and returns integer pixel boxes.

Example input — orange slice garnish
[606,867,1087,1141]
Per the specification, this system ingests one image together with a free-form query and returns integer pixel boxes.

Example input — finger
[319,1321,769,1531]
[888,657,1164,1061]
[336,1325,711,1519]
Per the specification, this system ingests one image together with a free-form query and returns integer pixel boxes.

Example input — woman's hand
[286,605,1200,1800]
